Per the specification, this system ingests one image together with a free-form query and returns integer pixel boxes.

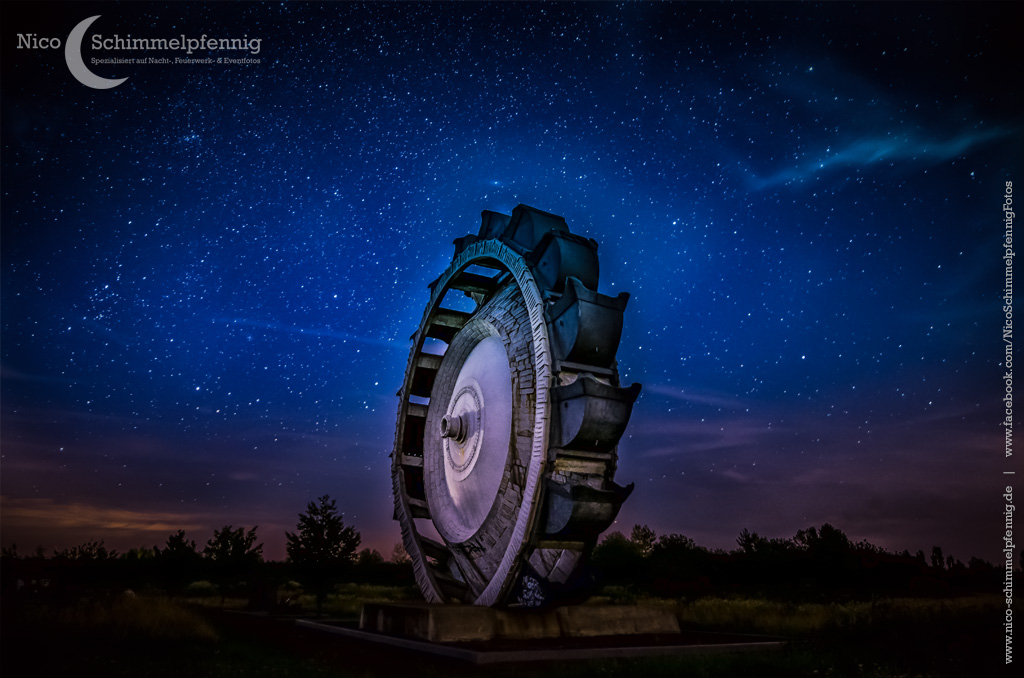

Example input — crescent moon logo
[65,16,128,89]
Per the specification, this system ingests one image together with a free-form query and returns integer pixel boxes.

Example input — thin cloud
[0,497,205,534]
[750,127,1011,190]
[633,417,783,458]
[0,363,76,384]
[643,383,749,409]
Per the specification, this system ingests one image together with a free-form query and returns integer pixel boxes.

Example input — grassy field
[1,587,1003,677]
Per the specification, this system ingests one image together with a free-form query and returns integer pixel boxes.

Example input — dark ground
[0,594,1005,678]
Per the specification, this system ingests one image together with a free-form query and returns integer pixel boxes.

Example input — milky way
[2,1,1020,561]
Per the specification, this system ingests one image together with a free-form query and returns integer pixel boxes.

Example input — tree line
[1,495,413,610]
[2,497,1010,604]
[591,523,1009,600]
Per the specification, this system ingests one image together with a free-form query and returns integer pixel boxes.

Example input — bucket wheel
[391,205,641,606]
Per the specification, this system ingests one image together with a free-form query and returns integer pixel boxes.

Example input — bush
[24,594,218,642]
[182,580,218,597]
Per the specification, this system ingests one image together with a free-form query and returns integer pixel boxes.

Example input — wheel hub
[428,333,512,543]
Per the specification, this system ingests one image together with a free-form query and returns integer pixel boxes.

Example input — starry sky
[2,1,1020,564]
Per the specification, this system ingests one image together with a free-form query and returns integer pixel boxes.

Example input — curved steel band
[392,239,550,605]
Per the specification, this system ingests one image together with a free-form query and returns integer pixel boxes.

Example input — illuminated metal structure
[391,205,641,606]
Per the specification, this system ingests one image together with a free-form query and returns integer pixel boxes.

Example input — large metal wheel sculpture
[391,205,641,606]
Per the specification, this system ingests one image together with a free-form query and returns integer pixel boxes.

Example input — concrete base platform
[298,617,785,665]
[359,602,680,643]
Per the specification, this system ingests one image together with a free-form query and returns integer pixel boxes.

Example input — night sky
[2,1,1020,564]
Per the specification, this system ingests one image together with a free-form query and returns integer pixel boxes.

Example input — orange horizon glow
[0,495,396,561]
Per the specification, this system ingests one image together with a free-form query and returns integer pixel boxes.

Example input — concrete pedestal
[359,603,680,643]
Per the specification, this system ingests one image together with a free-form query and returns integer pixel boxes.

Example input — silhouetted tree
[203,525,263,603]
[630,524,657,557]
[53,540,117,561]
[285,495,360,615]
[794,524,850,555]
[591,531,644,584]
[654,533,697,552]
[646,533,714,596]
[931,545,945,570]
[736,528,797,558]
[357,548,384,566]
[156,530,202,594]
[122,547,157,561]
[391,541,410,564]
[47,540,120,595]
[737,528,759,554]
[160,530,199,559]
[204,526,263,564]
